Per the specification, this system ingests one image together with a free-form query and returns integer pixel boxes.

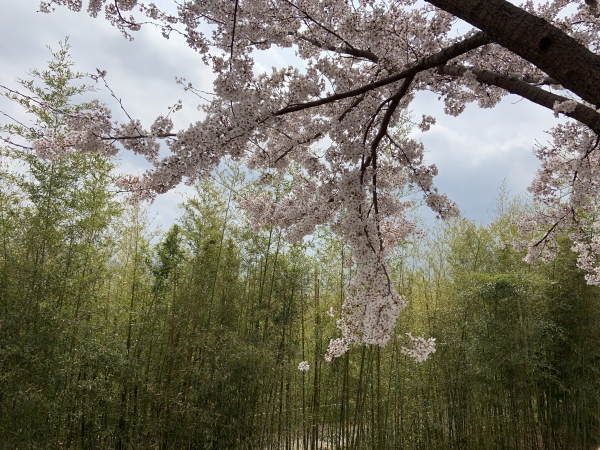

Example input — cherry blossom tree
[25,0,600,360]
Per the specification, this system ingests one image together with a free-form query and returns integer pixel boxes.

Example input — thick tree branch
[426,0,600,106]
[362,75,414,189]
[438,64,600,134]
[102,133,177,141]
[370,76,414,156]
[363,97,393,145]
[275,31,491,116]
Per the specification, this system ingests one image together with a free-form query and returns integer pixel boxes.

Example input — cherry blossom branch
[273,132,323,164]
[580,134,600,161]
[573,135,600,183]
[532,210,571,248]
[337,94,366,122]
[275,31,491,116]
[370,76,415,158]
[361,78,415,275]
[101,133,177,141]
[362,96,393,146]
[88,31,485,162]
[438,64,600,134]
[112,0,141,29]
[361,75,414,178]
[296,34,379,63]
[385,131,456,219]
[281,0,360,54]
[93,72,142,125]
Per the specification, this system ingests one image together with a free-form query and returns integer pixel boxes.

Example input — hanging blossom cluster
[297,361,310,372]
[400,333,437,363]
[32,0,600,360]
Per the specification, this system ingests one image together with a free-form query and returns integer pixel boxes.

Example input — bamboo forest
[2,43,600,450]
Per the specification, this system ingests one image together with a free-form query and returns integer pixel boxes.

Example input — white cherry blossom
[297,361,310,372]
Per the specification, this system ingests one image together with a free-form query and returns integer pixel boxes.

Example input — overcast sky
[0,0,565,230]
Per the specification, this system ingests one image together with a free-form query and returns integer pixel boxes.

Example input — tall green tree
[0,40,119,448]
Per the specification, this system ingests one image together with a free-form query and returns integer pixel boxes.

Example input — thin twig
[230,0,240,71]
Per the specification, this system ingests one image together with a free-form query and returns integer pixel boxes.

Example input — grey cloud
[411,90,563,223]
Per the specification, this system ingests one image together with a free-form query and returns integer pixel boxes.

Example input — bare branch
[0,136,33,150]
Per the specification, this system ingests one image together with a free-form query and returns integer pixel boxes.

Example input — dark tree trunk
[426,0,600,106]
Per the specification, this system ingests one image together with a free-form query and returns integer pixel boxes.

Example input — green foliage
[1,38,95,142]
[0,40,119,449]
